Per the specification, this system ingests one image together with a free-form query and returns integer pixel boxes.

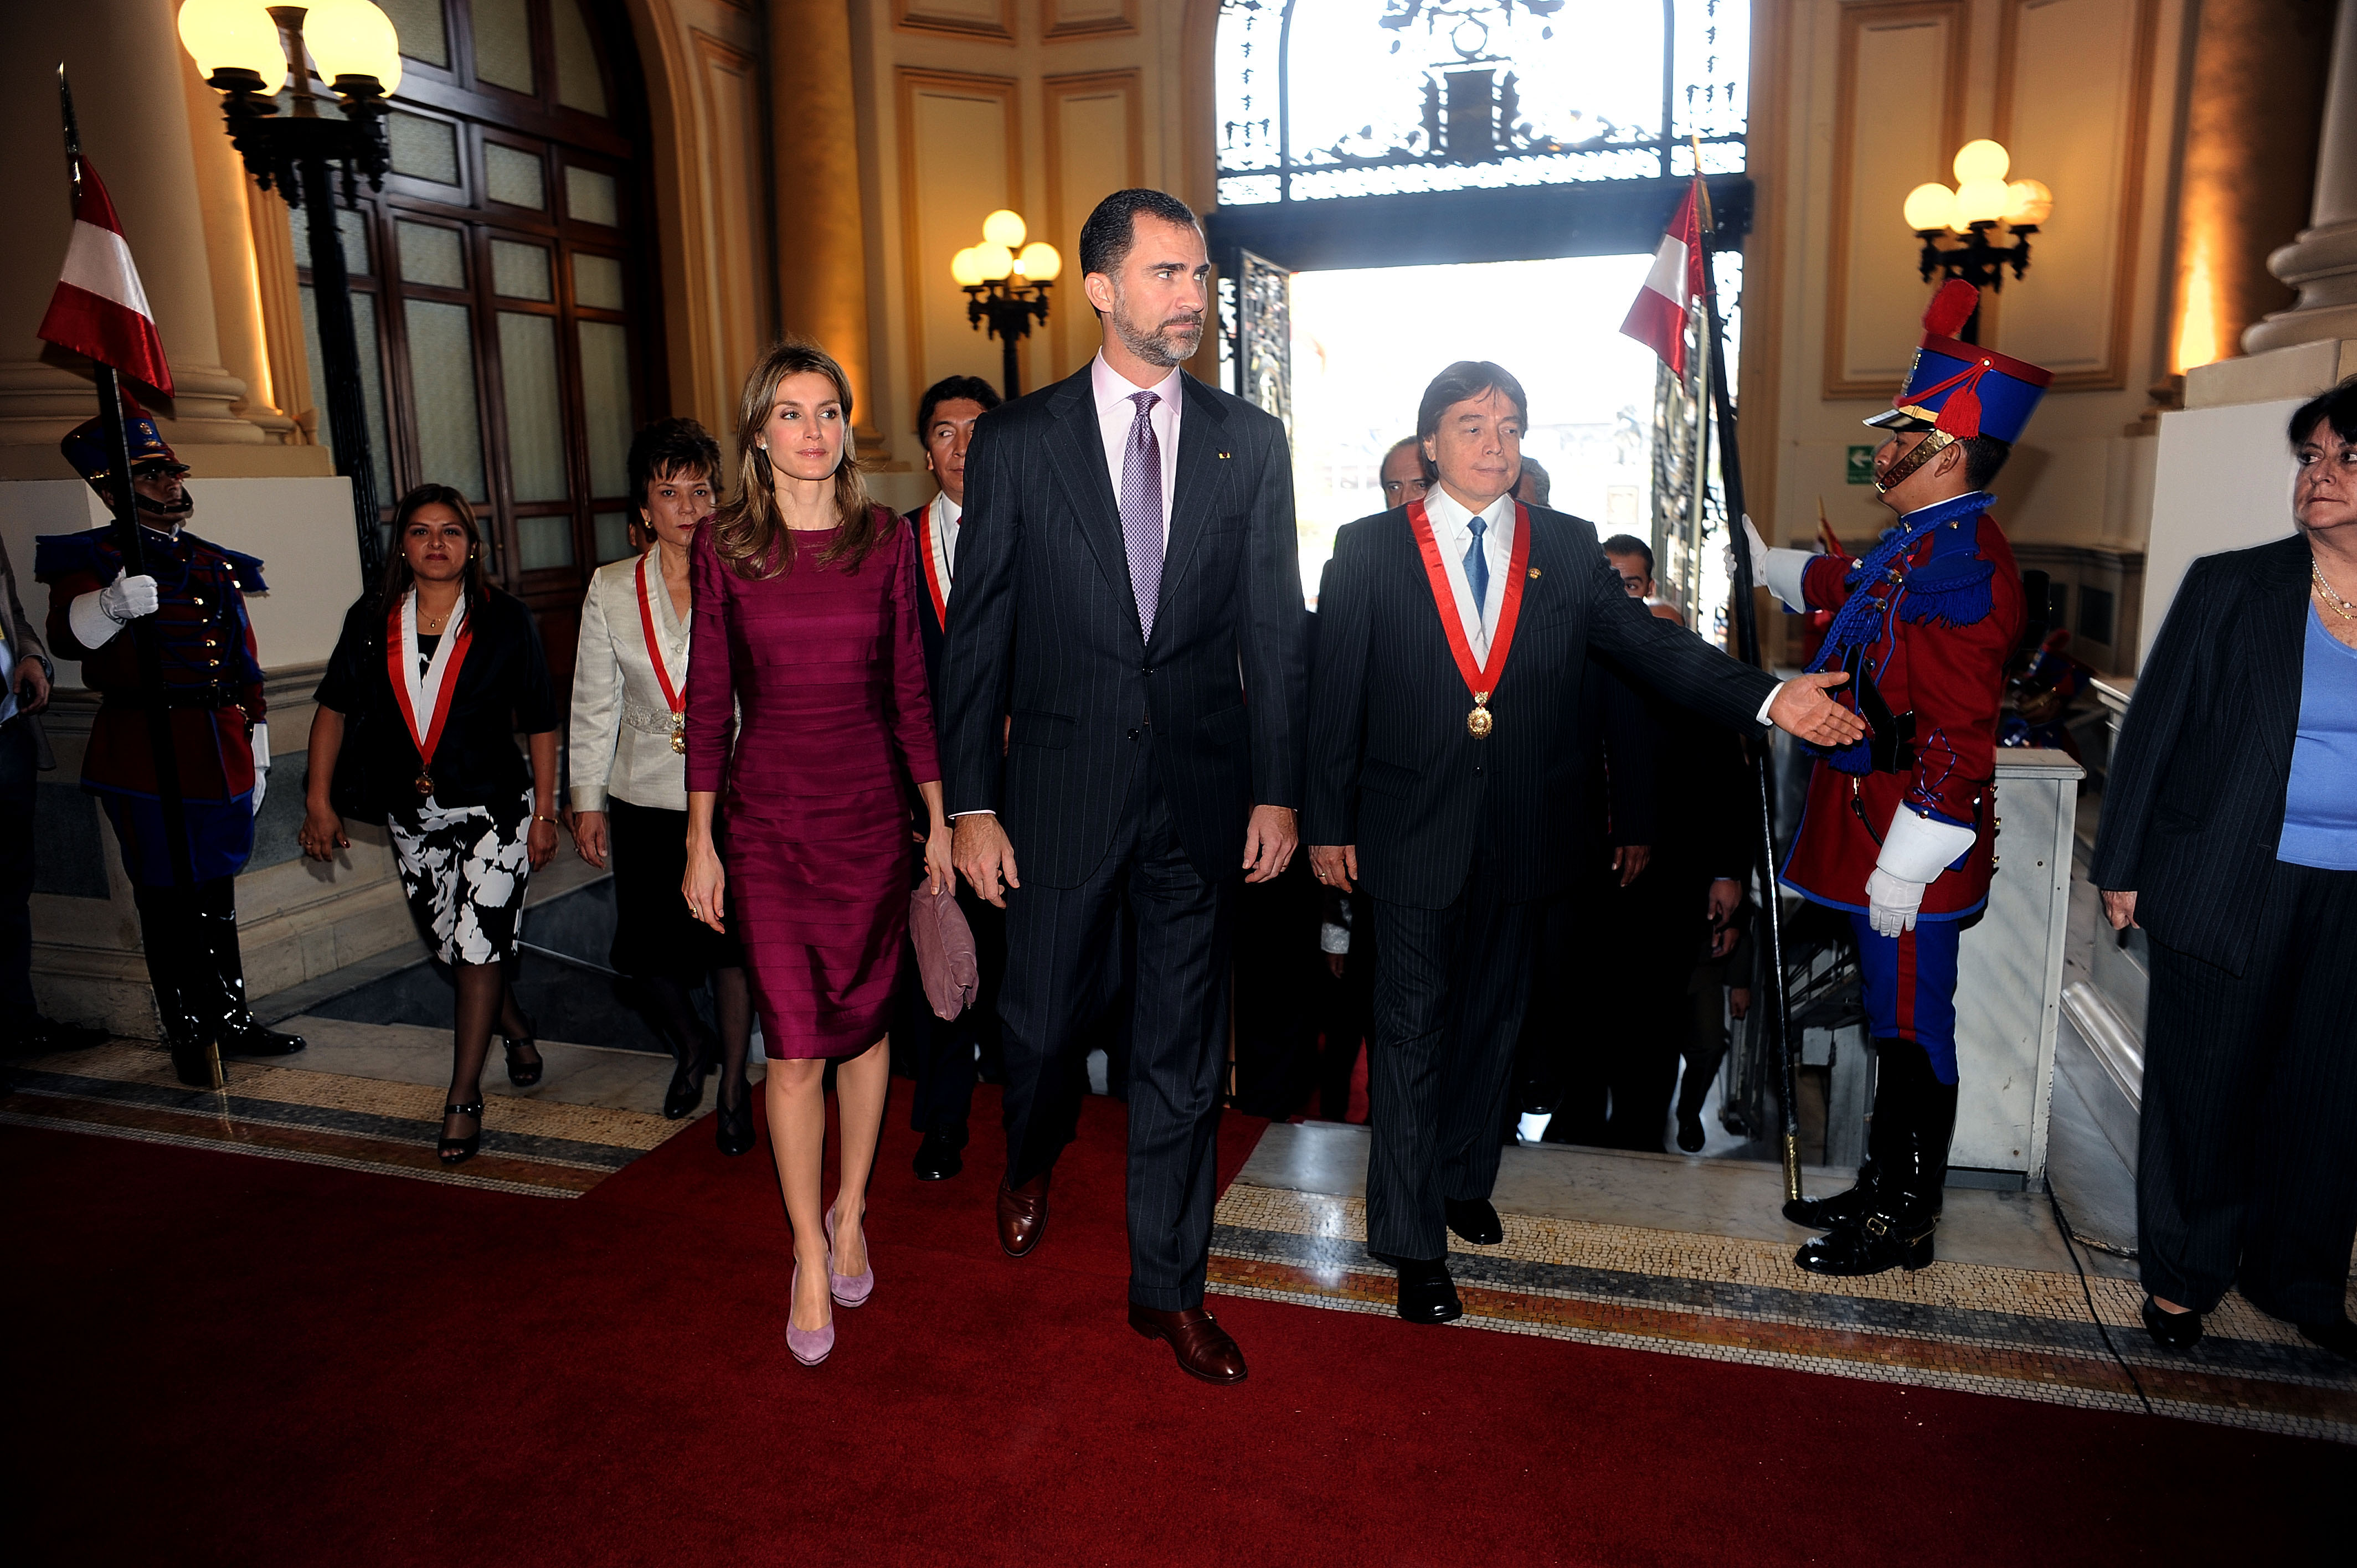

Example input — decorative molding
[895,69,1025,410]
[1822,0,1970,401]
[1042,0,1139,41]
[1043,69,1144,374]
[1991,0,2160,392]
[891,0,1016,44]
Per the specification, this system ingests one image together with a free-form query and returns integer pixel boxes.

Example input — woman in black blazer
[2092,377,2357,1360]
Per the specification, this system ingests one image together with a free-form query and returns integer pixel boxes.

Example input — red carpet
[6,1081,2343,1565]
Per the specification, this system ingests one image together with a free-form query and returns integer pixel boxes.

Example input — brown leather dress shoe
[1129,1302,1249,1385]
[997,1171,1052,1258]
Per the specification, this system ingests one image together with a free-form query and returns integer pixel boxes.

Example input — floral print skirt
[389,791,533,967]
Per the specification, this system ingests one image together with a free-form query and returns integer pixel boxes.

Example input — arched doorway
[292,0,663,677]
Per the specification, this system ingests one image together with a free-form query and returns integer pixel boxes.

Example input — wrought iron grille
[1217,0,1746,207]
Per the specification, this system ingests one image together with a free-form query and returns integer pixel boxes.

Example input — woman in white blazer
[569,417,755,1152]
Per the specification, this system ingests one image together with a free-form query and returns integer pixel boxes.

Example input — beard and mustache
[1110,289,1207,369]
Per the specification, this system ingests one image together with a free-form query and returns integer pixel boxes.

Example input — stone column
[770,0,882,451]
[0,0,270,476]
[2245,0,2357,352]
[181,50,300,442]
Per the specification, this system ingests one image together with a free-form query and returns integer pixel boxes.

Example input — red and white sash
[388,590,471,792]
[1405,497,1533,735]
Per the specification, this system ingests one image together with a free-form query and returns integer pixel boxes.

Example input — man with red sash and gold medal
[1307,361,1866,1323]
[1741,280,2045,1277]
[34,405,304,1086]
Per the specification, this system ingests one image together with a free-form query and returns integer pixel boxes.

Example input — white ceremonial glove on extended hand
[1865,808,1979,937]
[249,721,270,816]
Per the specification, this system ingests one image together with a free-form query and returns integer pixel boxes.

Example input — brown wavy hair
[377,484,494,617]
[712,338,884,578]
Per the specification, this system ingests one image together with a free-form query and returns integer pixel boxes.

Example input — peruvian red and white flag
[38,160,174,400]
[1619,178,1707,379]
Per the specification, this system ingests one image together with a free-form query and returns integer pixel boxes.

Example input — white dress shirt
[1090,353,1181,543]
[1419,484,1515,663]
[925,490,963,607]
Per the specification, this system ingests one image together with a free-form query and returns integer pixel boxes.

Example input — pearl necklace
[2315,561,2357,621]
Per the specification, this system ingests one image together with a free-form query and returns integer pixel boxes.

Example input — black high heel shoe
[714,1077,755,1156]
[502,1031,543,1087]
[2142,1295,2203,1351]
[438,1101,485,1165]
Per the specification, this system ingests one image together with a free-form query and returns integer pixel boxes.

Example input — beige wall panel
[1825,1,1968,398]
[1045,71,1143,379]
[1043,0,1138,40]
[898,71,1025,403]
[1992,0,2157,389]
[692,33,769,439]
[894,0,1015,42]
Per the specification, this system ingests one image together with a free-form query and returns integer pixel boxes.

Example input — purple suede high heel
[825,1204,874,1308]
[785,1262,833,1366]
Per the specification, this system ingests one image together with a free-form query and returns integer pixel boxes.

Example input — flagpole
[1689,171,1810,1210]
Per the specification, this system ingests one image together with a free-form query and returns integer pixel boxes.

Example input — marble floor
[1208,1123,2357,1445]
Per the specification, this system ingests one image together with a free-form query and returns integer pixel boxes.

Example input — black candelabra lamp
[953,209,1062,400]
[179,0,400,584]
[1902,139,2054,345]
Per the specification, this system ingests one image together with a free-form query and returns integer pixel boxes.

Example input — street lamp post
[953,209,1062,400]
[1901,140,2055,343]
[179,0,400,585]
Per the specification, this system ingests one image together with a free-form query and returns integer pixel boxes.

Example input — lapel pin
[1527,567,1541,579]
[1218,451,1231,460]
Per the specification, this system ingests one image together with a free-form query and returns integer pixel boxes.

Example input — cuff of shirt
[1755,684,1782,726]
[1764,547,1815,612]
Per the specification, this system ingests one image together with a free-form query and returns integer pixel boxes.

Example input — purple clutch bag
[909,882,978,1020]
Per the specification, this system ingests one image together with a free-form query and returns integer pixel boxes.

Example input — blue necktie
[1464,515,1490,631]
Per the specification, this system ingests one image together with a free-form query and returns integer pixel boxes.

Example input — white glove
[1865,808,1978,936]
[101,571,159,623]
[249,721,271,816]
[1865,867,1926,937]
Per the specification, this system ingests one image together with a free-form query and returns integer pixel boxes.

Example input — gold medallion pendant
[670,732,687,755]
[1466,695,1494,739]
[414,773,434,797]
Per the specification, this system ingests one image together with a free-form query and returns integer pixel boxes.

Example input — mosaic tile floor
[1206,1182,2357,1445]
[1,1044,687,1197]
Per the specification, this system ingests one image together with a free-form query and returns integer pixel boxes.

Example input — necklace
[2314,561,2357,621]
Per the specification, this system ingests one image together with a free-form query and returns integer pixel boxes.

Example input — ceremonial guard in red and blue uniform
[34,407,305,1085]
[1743,280,2046,1275]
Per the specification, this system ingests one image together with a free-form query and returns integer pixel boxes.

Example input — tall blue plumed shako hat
[1863,280,2052,444]
[60,397,187,496]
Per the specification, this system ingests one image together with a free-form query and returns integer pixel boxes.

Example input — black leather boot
[135,884,219,1088]
[1795,1048,1957,1277]
[1785,1038,1913,1229]
[193,879,305,1058]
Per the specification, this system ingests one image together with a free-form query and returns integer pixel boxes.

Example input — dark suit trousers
[997,727,1234,1311]
[2139,860,2357,1323]
[1365,835,1542,1261]
[897,883,1006,1136]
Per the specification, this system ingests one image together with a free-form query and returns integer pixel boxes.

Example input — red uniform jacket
[34,524,266,802]
[1779,496,2023,920]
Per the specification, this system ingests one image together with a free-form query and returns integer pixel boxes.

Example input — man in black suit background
[898,374,1002,1180]
[941,188,1308,1384]
[1305,360,1864,1323]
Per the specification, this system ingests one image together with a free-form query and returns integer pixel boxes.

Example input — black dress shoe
[217,1022,306,1058]
[2141,1296,2203,1352]
[1382,1255,1463,1324]
[1794,1205,1937,1277]
[912,1127,965,1180]
[713,1079,756,1157]
[1675,1109,1706,1154]
[661,1056,707,1120]
[1444,1197,1504,1246]
[8,1015,109,1056]
[2297,1314,2357,1361]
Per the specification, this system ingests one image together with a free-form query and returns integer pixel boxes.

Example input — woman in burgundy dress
[683,340,953,1367]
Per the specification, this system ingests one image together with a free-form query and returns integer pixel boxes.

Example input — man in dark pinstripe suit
[940,190,1308,1384]
[1306,362,1864,1323]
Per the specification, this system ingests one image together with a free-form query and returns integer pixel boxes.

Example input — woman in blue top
[2092,375,2357,1361]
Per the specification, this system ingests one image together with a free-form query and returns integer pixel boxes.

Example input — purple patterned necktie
[1120,390,1164,641]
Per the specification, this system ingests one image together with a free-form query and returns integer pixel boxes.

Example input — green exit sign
[1845,446,1877,484]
